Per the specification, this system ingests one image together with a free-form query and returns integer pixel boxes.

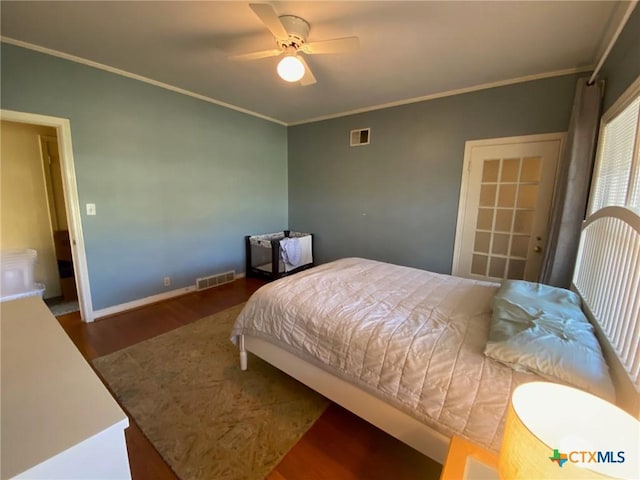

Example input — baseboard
[93,272,246,320]
[93,286,197,319]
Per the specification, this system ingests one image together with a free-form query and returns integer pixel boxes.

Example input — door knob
[534,245,542,253]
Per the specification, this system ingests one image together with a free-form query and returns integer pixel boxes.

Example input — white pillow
[485,280,615,402]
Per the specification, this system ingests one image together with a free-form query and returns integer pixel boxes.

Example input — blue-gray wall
[600,4,640,111]
[1,43,288,310]
[288,75,580,273]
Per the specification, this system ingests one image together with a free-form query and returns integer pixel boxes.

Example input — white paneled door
[453,134,564,282]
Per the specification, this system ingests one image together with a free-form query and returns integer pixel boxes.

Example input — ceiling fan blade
[249,3,289,39]
[303,37,360,55]
[229,49,282,61]
[298,56,317,86]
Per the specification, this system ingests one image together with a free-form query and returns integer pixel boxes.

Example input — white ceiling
[0,1,630,125]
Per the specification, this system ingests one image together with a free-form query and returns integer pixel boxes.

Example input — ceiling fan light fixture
[277,55,305,82]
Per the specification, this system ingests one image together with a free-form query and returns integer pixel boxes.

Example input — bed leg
[239,335,248,371]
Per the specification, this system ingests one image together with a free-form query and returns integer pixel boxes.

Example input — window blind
[628,115,640,213]
[590,96,640,213]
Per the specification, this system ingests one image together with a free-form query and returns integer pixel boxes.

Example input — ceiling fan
[230,3,360,86]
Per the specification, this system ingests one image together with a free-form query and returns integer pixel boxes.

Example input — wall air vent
[350,128,370,147]
[196,270,235,291]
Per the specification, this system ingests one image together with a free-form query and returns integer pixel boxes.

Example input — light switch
[86,203,96,216]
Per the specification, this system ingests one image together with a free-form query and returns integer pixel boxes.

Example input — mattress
[231,257,540,451]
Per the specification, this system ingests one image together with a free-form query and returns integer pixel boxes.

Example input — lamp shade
[499,382,639,479]
[277,55,305,82]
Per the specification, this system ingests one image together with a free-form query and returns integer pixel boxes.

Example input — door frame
[451,132,566,279]
[1,109,95,322]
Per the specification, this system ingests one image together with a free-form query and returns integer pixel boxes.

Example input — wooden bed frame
[572,206,640,418]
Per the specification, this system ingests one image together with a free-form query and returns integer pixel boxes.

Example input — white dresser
[1,296,131,479]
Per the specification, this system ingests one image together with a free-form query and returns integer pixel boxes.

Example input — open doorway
[40,134,80,315]
[1,110,94,321]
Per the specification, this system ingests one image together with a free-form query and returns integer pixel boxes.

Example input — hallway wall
[1,120,61,297]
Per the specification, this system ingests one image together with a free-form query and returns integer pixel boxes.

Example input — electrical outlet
[163,276,170,287]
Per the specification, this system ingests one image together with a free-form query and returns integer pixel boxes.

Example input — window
[574,79,640,391]
[589,96,640,214]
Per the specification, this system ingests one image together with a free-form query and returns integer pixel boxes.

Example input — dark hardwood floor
[57,278,442,480]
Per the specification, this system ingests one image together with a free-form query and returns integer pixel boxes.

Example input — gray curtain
[539,77,604,288]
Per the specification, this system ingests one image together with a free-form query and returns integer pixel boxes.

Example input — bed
[230,257,617,463]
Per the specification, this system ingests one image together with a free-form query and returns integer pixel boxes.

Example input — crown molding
[1,37,287,126]
[288,66,594,126]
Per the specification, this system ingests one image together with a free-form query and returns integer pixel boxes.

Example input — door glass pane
[507,259,526,279]
[471,255,488,275]
[474,232,491,253]
[476,208,494,230]
[498,185,517,207]
[514,210,534,234]
[492,233,510,255]
[501,158,520,182]
[517,185,538,208]
[521,156,541,182]
[482,159,500,182]
[494,209,513,232]
[510,235,530,257]
[489,256,506,277]
[480,185,497,206]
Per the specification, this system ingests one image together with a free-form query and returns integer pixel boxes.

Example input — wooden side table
[440,435,499,480]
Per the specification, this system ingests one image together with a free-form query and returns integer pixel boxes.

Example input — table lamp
[499,382,639,479]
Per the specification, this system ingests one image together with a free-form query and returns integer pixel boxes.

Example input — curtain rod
[589,0,638,85]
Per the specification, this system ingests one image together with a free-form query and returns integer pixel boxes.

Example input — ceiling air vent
[350,128,370,147]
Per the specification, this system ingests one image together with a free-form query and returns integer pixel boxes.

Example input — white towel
[281,235,313,272]
[280,237,302,270]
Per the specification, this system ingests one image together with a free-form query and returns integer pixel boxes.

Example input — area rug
[93,303,329,480]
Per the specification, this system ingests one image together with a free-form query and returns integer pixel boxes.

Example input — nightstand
[440,435,498,480]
